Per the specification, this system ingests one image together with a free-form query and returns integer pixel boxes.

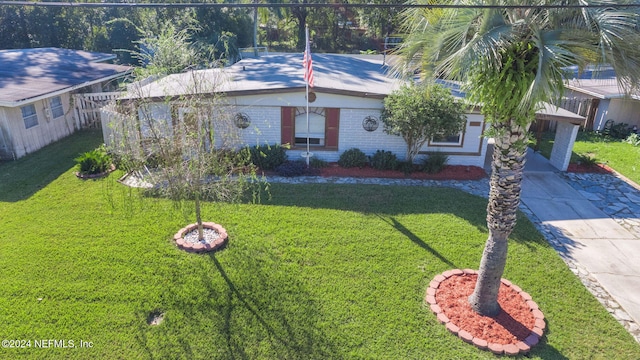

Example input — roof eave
[121,86,390,102]
[0,70,131,108]
[564,83,607,99]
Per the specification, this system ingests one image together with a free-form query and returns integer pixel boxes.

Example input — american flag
[303,27,314,87]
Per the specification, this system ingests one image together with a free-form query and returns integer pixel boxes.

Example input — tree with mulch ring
[397,1,640,356]
[426,269,545,356]
[107,26,267,250]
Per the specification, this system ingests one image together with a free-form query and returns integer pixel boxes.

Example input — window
[295,107,325,146]
[430,131,463,146]
[21,104,38,129]
[281,106,339,150]
[49,96,64,119]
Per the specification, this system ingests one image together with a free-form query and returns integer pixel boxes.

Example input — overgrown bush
[275,160,307,177]
[249,143,288,170]
[338,148,368,168]
[370,150,398,170]
[109,151,137,173]
[309,157,329,168]
[209,148,253,175]
[625,133,640,147]
[75,145,112,175]
[422,152,449,174]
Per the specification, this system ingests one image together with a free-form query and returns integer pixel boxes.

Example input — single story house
[104,53,490,167]
[102,53,586,171]
[0,47,130,160]
[564,66,640,131]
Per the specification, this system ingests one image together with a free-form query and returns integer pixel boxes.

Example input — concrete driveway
[515,147,640,341]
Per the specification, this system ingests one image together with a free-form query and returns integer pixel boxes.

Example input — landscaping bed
[2,131,640,359]
[316,163,487,180]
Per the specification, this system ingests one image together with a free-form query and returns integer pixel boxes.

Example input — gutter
[0,70,132,108]
[565,83,640,101]
[564,84,607,99]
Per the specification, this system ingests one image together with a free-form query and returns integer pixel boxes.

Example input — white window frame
[49,96,65,119]
[294,107,326,147]
[21,104,39,129]
[430,131,464,147]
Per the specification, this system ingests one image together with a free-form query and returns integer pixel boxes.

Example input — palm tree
[396,1,640,316]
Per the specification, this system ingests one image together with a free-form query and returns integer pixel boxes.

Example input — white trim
[0,71,130,108]
[49,96,65,119]
[430,131,463,147]
[21,104,39,129]
[564,84,607,99]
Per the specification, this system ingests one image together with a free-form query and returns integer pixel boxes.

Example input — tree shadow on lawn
[208,254,341,359]
[376,213,457,268]
[134,248,341,360]
[263,183,545,247]
[0,129,104,202]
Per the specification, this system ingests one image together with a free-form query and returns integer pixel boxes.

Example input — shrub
[275,160,307,177]
[309,157,329,168]
[109,151,137,173]
[609,122,632,139]
[422,152,449,174]
[577,153,598,168]
[75,145,112,175]
[370,150,398,170]
[338,148,368,168]
[397,161,415,175]
[249,143,288,170]
[625,133,640,147]
[381,83,467,163]
[209,148,254,176]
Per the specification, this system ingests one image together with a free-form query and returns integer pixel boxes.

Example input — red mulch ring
[426,269,545,356]
[316,164,486,180]
[566,163,613,174]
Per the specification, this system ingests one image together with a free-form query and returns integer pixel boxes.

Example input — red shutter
[281,107,295,146]
[325,108,339,149]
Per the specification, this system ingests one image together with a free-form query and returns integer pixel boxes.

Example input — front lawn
[535,130,640,184]
[0,131,639,359]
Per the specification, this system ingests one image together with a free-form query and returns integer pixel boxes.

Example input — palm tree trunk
[469,121,528,316]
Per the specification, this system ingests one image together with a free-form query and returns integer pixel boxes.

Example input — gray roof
[126,53,403,99]
[0,47,131,106]
[565,78,640,100]
[537,102,585,125]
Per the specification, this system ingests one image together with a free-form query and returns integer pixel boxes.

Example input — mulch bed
[427,270,545,356]
[266,163,487,181]
[566,163,613,174]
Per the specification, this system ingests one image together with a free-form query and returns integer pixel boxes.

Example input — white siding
[1,94,76,159]
[600,98,640,130]
[234,105,282,147]
[113,91,487,167]
[231,93,487,167]
[0,107,12,159]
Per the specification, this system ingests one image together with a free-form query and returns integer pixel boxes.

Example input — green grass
[1,131,639,359]
[535,130,640,183]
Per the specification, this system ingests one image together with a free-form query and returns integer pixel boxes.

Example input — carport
[534,103,586,171]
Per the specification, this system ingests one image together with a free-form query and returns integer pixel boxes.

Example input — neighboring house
[104,53,490,167]
[564,66,640,131]
[102,53,585,169]
[0,47,130,160]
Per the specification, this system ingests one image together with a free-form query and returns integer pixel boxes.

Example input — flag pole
[305,25,310,167]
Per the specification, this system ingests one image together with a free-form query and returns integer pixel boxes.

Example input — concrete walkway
[519,148,640,342]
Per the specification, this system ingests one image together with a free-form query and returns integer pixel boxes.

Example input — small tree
[107,24,264,242]
[381,83,467,163]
